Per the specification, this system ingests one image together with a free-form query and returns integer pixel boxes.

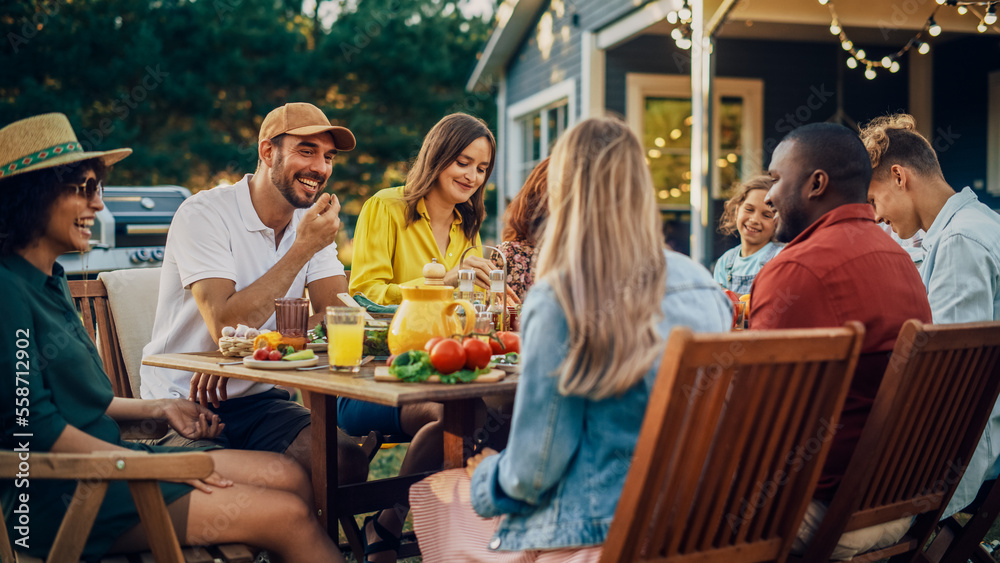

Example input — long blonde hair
[534,117,667,400]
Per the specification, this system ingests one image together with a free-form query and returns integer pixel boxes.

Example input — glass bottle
[488,269,506,332]
[458,269,476,302]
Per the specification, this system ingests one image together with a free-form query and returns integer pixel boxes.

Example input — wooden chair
[97,268,162,402]
[927,478,1000,563]
[0,451,254,563]
[69,278,132,398]
[791,319,1000,562]
[600,322,865,563]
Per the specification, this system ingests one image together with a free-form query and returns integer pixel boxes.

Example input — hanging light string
[664,0,997,63]
[821,0,999,80]
[666,0,693,50]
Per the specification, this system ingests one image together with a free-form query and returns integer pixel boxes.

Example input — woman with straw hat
[0,113,345,562]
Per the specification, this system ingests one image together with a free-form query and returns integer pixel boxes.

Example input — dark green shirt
[1,254,192,560]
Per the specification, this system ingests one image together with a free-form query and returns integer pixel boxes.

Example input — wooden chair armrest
[0,451,214,481]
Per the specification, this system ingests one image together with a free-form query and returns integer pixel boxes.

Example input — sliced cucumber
[282,349,316,362]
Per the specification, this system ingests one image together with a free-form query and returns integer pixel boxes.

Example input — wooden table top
[142,351,518,407]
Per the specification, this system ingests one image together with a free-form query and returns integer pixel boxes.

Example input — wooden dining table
[141,350,518,554]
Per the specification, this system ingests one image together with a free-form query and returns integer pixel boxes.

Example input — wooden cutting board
[373,366,506,383]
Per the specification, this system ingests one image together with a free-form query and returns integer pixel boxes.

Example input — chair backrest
[601,322,865,563]
[68,278,131,398]
[97,267,162,398]
[0,451,213,563]
[799,319,1000,561]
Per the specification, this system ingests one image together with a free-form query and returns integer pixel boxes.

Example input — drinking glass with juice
[327,307,365,372]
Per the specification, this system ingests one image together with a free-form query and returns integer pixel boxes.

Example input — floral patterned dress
[493,240,537,302]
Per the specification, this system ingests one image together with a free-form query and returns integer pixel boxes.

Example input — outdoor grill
[60,185,191,278]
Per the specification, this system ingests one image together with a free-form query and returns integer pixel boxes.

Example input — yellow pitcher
[387,285,476,354]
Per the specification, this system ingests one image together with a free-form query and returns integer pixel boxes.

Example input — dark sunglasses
[65,178,103,200]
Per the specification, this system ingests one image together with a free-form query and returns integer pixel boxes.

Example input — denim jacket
[924,188,1000,518]
[470,249,732,551]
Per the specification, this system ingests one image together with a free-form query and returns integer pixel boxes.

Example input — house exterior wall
[504,0,628,117]
[934,35,1000,209]
[495,1,998,259]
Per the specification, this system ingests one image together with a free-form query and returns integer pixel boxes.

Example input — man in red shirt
[750,122,932,558]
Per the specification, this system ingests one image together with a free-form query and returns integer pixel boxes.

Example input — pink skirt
[410,468,603,563]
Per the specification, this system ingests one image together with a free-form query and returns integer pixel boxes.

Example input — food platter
[243,357,319,369]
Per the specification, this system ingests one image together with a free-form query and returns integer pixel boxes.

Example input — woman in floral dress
[494,157,550,301]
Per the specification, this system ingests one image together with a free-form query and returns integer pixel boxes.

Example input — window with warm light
[627,74,763,253]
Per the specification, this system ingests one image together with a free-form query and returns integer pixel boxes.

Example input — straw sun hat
[0,113,131,180]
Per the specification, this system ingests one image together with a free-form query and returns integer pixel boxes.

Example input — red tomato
[268,349,283,361]
[462,338,492,370]
[429,339,466,374]
[489,336,505,355]
[424,337,444,353]
[253,348,269,361]
[498,332,520,354]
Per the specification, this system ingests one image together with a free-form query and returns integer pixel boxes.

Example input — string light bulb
[671,27,683,40]
[818,0,829,4]
[917,41,930,54]
[855,48,866,60]
[830,21,841,34]
[881,55,893,67]
[667,11,678,24]
[985,4,997,25]
[928,16,942,36]
[890,61,901,73]
[865,65,877,80]
[957,5,968,14]
[676,37,692,50]
[841,39,853,50]
[978,20,989,31]
[678,2,691,21]
[935,0,946,4]
[846,56,858,69]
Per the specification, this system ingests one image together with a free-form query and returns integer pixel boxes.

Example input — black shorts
[147,388,310,453]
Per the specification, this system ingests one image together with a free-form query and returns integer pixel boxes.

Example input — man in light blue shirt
[861,113,1000,518]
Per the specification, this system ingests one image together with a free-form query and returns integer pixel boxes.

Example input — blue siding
[505,0,635,115]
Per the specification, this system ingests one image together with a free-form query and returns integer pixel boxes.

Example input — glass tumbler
[327,307,366,373]
[275,297,310,337]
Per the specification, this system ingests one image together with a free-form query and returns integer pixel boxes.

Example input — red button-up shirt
[749,203,932,499]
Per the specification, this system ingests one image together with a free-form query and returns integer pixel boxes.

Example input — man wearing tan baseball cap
[142,102,370,484]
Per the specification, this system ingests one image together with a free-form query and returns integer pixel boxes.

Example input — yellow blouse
[348,186,483,305]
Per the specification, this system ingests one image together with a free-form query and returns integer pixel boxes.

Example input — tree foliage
[0,0,497,223]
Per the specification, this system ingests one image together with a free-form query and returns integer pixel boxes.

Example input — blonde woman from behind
[408,117,732,561]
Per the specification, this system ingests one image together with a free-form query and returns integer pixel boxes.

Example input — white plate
[242,356,319,369]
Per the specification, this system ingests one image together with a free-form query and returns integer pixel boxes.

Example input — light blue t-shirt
[713,241,782,294]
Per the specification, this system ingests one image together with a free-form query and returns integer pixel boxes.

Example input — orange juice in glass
[327,307,365,373]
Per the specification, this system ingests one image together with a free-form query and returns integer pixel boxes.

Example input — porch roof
[467,0,999,90]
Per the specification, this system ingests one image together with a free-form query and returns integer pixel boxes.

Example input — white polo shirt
[140,174,345,400]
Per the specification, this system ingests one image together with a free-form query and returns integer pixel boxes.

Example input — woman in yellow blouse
[346,113,506,563]
[349,113,511,304]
